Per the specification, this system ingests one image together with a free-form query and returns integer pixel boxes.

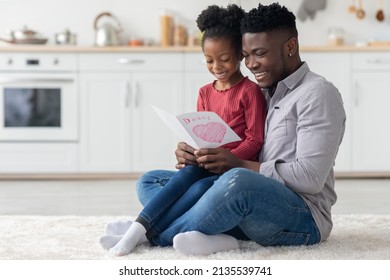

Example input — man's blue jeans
[136,167,321,247]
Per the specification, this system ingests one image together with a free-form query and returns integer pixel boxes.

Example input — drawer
[352,52,390,71]
[79,53,183,71]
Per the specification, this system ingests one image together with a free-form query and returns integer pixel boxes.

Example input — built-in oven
[0,53,79,174]
[0,53,78,141]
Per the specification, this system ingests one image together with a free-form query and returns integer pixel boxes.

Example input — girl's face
[203,37,242,89]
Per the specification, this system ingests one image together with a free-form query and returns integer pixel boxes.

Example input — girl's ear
[239,52,244,61]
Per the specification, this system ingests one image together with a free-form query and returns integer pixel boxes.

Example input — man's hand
[175,142,197,169]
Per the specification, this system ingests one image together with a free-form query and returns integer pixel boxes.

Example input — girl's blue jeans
[135,165,219,240]
[136,167,321,247]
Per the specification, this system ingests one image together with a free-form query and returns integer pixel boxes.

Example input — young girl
[101,4,267,256]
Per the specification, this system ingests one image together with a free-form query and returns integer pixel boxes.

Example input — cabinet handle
[132,81,139,108]
[123,81,130,108]
[118,58,145,64]
[366,59,390,64]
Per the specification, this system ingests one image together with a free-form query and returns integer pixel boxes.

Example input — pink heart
[193,122,226,143]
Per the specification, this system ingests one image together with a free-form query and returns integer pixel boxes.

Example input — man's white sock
[104,220,132,235]
[109,222,147,256]
[173,231,240,255]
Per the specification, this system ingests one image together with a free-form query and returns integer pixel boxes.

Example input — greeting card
[152,105,241,149]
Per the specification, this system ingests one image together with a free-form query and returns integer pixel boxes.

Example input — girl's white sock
[104,220,132,235]
[109,222,147,256]
[173,231,240,255]
[99,234,122,250]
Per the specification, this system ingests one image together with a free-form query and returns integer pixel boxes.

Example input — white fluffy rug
[0,214,389,260]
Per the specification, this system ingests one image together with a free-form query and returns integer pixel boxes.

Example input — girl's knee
[136,170,175,205]
[137,170,173,186]
[135,171,156,194]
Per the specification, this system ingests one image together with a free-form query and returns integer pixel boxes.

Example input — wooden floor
[0,178,389,216]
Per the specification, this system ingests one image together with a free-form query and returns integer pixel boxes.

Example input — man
[135,3,346,255]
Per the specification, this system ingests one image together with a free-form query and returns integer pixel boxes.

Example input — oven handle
[0,77,75,83]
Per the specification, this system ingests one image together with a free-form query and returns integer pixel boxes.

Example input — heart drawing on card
[193,122,226,143]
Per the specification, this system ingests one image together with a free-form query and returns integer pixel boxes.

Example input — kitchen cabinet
[79,72,131,172]
[301,52,352,172]
[302,51,390,173]
[79,53,183,173]
[0,143,78,173]
[1,47,390,177]
[130,71,183,172]
[350,53,390,171]
[183,53,213,112]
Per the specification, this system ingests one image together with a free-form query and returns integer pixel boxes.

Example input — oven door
[0,72,78,141]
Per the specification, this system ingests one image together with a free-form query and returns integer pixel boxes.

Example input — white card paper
[152,105,241,149]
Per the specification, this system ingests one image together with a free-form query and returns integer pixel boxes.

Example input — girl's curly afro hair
[196,4,245,53]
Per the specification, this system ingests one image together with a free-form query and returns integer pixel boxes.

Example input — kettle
[94,12,122,47]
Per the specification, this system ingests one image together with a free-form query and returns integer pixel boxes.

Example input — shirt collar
[264,62,309,107]
[282,62,310,90]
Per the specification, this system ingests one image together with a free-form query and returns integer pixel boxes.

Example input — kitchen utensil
[297,0,327,22]
[0,25,47,44]
[356,0,365,19]
[348,0,356,13]
[94,11,122,47]
[55,29,77,45]
[376,0,385,21]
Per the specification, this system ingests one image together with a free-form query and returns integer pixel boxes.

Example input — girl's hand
[194,147,244,174]
[175,142,197,169]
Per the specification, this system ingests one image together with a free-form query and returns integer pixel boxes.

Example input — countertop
[0,45,203,53]
[1,44,390,53]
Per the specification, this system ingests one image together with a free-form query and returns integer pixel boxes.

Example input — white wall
[0,0,389,46]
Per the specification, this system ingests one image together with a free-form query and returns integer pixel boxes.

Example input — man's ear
[285,37,298,57]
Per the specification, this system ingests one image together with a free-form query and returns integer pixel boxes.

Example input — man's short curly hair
[241,3,298,37]
[196,4,245,54]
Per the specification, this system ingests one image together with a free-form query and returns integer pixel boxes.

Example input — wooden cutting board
[368,41,390,46]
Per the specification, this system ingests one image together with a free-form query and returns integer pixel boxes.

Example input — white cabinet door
[79,72,131,172]
[79,53,184,174]
[184,53,212,112]
[301,52,351,172]
[184,72,211,112]
[131,72,183,172]
[351,72,390,171]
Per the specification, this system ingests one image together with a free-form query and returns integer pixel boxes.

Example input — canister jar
[327,27,344,46]
[160,10,173,47]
